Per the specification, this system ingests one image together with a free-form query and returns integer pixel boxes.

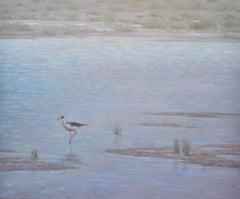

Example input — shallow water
[0,37,240,198]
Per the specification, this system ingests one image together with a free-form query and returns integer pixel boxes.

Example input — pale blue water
[0,37,240,199]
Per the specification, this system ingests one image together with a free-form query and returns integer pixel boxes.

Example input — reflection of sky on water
[0,38,240,199]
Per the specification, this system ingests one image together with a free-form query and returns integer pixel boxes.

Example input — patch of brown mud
[138,122,195,128]
[0,157,75,171]
[0,149,18,153]
[0,150,75,171]
[106,144,240,168]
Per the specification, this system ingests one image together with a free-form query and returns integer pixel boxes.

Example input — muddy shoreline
[1,143,240,171]
[0,31,239,41]
[106,144,240,168]
[0,150,75,171]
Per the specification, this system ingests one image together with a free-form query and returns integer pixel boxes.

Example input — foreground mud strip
[0,150,75,171]
[106,144,240,168]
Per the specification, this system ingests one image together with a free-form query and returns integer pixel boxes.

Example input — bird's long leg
[71,130,77,140]
[68,130,77,144]
[68,131,73,144]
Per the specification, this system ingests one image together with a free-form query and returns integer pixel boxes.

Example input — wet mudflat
[106,144,240,168]
[0,150,75,171]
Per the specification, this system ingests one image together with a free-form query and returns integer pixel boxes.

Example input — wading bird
[57,116,87,144]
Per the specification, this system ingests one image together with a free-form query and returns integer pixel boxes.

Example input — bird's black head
[57,115,65,120]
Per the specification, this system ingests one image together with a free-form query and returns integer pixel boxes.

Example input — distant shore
[1,30,239,41]
[1,0,239,41]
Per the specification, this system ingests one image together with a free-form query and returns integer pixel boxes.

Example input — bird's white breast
[64,123,77,131]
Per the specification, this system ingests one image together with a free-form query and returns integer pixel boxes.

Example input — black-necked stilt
[57,116,87,144]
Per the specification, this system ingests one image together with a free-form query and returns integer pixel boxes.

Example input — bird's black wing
[67,122,87,127]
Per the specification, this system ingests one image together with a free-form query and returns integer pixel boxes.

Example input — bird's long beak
[57,117,61,120]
